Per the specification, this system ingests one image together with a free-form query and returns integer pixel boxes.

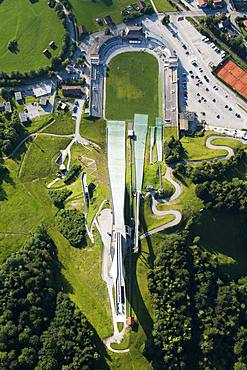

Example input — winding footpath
[140,135,246,240]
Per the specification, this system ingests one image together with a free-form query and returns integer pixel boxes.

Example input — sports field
[105,52,159,124]
[70,0,136,32]
[0,0,65,74]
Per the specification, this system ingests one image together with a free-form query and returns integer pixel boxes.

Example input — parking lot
[143,16,247,130]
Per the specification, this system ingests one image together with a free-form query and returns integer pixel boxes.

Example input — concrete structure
[133,114,148,253]
[149,126,155,164]
[88,31,178,122]
[164,60,179,128]
[89,63,104,117]
[107,120,127,322]
[156,117,163,162]
[81,172,89,214]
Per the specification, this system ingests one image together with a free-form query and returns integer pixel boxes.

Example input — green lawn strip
[140,197,175,232]
[152,0,176,12]
[164,126,178,141]
[25,114,55,134]
[105,52,159,124]
[180,131,230,161]
[156,180,203,220]
[0,234,27,265]
[80,117,106,148]
[0,156,57,262]
[0,0,65,73]
[25,96,39,104]
[49,228,113,339]
[20,135,71,182]
[211,138,245,151]
[43,112,76,135]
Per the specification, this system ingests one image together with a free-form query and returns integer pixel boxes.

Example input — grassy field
[0,0,65,73]
[80,116,106,148]
[70,0,136,32]
[106,52,159,124]
[20,136,71,182]
[152,0,176,12]
[44,113,76,135]
[181,132,227,161]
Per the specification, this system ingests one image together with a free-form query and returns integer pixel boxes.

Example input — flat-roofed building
[33,83,52,98]
[40,97,49,106]
[62,85,83,97]
[5,102,12,113]
[125,25,144,40]
[14,91,22,102]
[19,111,28,124]
[179,112,197,134]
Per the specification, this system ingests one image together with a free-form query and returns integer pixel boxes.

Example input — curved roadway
[140,135,246,239]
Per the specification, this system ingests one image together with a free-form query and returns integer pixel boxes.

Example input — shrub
[48,189,72,208]
[56,209,86,247]
[64,164,81,185]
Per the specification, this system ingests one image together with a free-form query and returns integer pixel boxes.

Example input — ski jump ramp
[133,114,148,253]
[107,120,127,322]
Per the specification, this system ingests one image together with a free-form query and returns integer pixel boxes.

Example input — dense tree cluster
[173,148,246,184]
[148,232,247,370]
[56,209,86,247]
[148,236,192,369]
[0,226,100,369]
[0,227,57,369]
[64,164,81,184]
[196,178,247,212]
[201,15,246,59]
[164,136,186,164]
[48,189,72,208]
[38,292,99,370]
[0,111,22,155]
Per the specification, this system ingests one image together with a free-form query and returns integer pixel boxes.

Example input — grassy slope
[43,113,76,135]
[80,117,106,148]
[181,133,226,161]
[0,0,64,73]
[71,0,141,32]
[152,0,176,12]
[106,52,159,124]
[0,136,112,340]
[20,136,71,182]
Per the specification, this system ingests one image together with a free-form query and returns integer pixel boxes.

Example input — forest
[0,227,100,369]
[148,231,247,370]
